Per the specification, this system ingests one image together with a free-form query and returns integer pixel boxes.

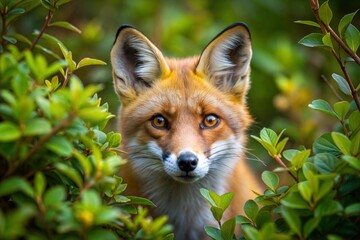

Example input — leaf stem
[274,154,299,183]
[29,10,54,50]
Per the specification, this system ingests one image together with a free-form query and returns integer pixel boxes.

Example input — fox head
[111,23,252,185]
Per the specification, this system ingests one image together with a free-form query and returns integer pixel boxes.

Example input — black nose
[177,152,198,172]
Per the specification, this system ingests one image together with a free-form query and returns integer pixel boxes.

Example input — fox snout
[177,152,198,173]
[161,148,209,183]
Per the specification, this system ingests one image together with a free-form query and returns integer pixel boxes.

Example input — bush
[0,1,172,239]
[202,1,360,240]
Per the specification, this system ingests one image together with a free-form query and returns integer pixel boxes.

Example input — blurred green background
[14,0,360,171]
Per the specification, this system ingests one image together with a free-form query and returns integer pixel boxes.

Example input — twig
[274,154,299,183]
[321,74,343,100]
[309,0,360,111]
[29,10,54,50]
[4,113,76,177]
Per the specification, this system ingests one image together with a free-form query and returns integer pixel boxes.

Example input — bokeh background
[15,0,360,172]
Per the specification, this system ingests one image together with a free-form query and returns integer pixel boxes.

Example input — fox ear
[110,25,170,102]
[196,23,252,100]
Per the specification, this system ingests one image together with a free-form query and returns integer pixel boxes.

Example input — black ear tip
[113,24,136,45]
[227,22,251,39]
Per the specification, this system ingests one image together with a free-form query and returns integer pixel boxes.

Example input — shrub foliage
[0,1,172,239]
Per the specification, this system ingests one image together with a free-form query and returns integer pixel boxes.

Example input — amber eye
[201,114,220,129]
[151,115,168,129]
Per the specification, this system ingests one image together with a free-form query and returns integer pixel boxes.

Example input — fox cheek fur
[111,23,259,239]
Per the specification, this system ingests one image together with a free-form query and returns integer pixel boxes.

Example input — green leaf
[294,20,320,28]
[345,203,360,216]
[317,180,334,201]
[349,111,360,132]
[45,135,73,157]
[331,132,351,155]
[77,58,107,69]
[315,199,343,217]
[56,163,83,188]
[127,196,156,207]
[308,99,337,117]
[298,33,325,48]
[44,186,66,207]
[260,128,278,145]
[319,0,333,26]
[244,200,258,221]
[12,71,30,98]
[338,10,358,38]
[204,226,222,240]
[261,171,279,192]
[242,225,258,240]
[322,33,333,49]
[314,153,340,173]
[280,206,301,236]
[342,155,360,170]
[44,60,67,79]
[251,135,276,156]
[313,133,342,156]
[73,149,92,177]
[50,21,81,34]
[211,206,224,222]
[298,181,312,203]
[3,35,17,44]
[333,101,350,121]
[5,8,25,23]
[276,137,288,154]
[291,149,311,169]
[236,215,252,224]
[58,43,76,71]
[23,118,52,136]
[221,217,236,240]
[10,33,32,45]
[200,188,217,206]
[281,191,309,209]
[350,131,360,156]
[344,24,360,52]
[218,192,234,210]
[255,210,272,229]
[283,149,300,161]
[0,122,20,142]
[40,0,55,10]
[304,218,320,238]
[0,177,34,197]
[303,162,317,179]
[332,73,351,96]
[34,172,46,197]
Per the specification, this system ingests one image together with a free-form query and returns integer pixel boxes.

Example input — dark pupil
[207,116,215,124]
[156,117,164,125]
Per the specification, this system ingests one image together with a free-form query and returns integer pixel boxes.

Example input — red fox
[110,23,260,239]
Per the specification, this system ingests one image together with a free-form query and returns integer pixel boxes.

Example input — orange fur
[111,23,261,240]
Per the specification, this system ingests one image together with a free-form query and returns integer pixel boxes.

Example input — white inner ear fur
[211,33,252,79]
[110,28,169,95]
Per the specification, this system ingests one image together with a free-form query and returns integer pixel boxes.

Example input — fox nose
[177,152,198,172]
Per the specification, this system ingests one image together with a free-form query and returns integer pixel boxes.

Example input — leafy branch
[29,10,53,50]
[300,0,360,111]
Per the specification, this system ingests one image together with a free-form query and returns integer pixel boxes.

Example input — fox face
[111,23,254,239]
[111,23,252,183]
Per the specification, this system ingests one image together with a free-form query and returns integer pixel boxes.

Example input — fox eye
[151,115,168,129]
[201,114,220,129]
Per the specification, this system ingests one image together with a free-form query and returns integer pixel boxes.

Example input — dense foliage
[0,1,172,239]
[202,1,360,239]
